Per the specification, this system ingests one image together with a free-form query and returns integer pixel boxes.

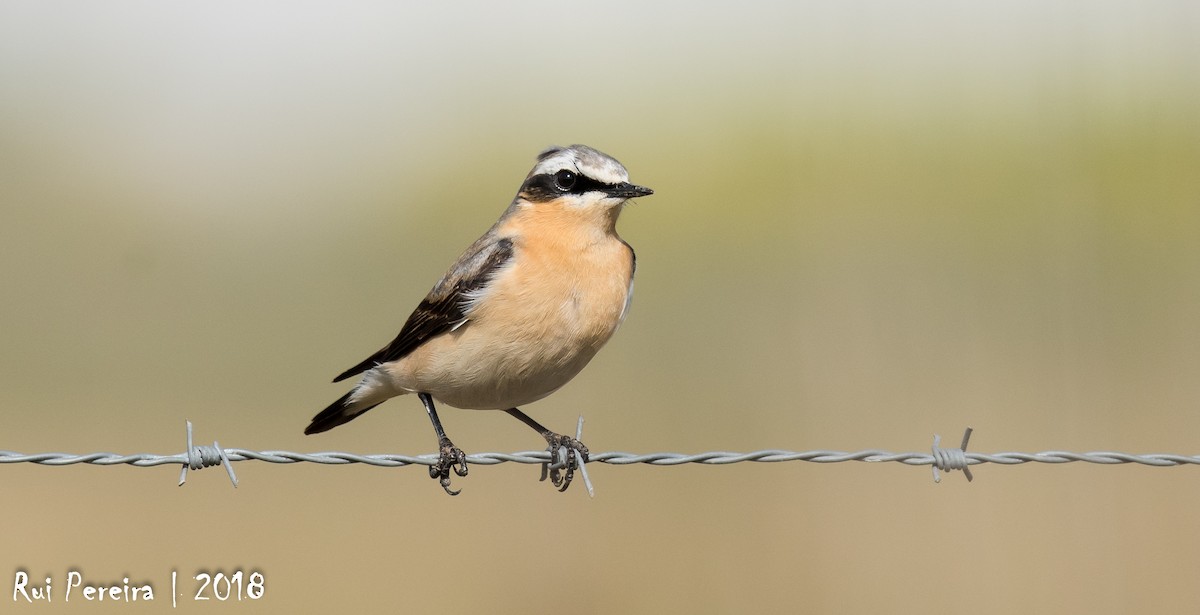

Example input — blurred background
[2,1,1199,612]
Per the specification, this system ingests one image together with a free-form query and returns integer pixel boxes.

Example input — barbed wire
[2,422,1198,493]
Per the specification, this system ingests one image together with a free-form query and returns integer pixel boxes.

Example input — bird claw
[540,434,589,492]
[429,437,468,496]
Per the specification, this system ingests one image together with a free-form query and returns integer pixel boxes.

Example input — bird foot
[429,437,468,496]
[540,433,589,492]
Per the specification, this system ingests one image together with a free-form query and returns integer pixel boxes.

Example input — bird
[305,144,653,495]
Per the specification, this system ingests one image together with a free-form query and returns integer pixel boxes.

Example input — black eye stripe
[519,172,618,202]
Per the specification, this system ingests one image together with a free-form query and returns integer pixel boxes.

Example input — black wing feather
[332,236,514,383]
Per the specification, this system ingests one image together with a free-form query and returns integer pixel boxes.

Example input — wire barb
[178,420,238,488]
[574,416,594,497]
[931,427,974,483]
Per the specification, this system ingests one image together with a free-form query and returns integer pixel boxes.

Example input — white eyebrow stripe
[530,145,630,185]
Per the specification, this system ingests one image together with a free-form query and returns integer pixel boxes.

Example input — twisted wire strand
[3,449,1199,468]
[3,423,1197,490]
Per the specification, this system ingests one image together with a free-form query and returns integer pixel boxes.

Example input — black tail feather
[305,391,382,435]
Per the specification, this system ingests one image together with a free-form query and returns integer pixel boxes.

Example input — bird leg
[504,408,589,492]
[419,393,468,495]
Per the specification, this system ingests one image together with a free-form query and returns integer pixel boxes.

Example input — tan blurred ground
[2,2,1199,613]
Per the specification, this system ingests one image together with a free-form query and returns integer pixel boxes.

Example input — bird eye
[554,169,577,192]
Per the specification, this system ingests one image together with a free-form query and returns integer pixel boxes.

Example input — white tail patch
[345,367,398,413]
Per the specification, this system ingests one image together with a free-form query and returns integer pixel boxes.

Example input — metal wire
[5,448,1199,467]
[2,422,1198,489]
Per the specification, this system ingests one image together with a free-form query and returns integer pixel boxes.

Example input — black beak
[605,182,654,199]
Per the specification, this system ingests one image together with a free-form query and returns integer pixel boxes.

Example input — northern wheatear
[305,144,652,495]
